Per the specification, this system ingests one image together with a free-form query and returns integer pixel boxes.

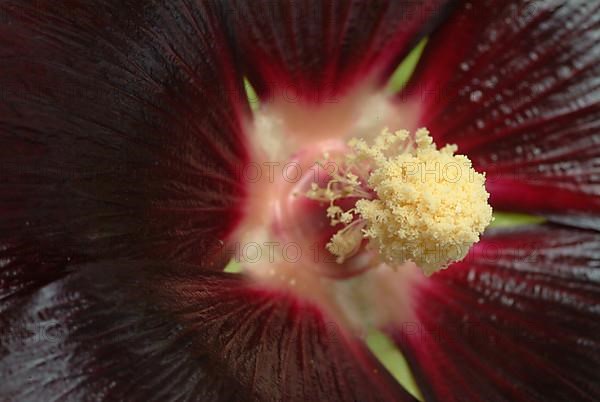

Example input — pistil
[308,128,493,276]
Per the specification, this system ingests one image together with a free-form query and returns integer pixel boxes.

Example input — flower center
[230,84,491,289]
[225,88,494,334]
[307,128,493,276]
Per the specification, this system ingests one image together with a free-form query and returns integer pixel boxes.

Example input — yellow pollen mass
[309,128,493,276]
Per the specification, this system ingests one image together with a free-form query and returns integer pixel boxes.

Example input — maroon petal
[0,0,249,279]
[400,0,600,227]
[1,261,418,402]
[388,225,600,402]
[227,0,454,101]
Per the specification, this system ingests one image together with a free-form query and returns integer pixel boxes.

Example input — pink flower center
[225,83,491,330]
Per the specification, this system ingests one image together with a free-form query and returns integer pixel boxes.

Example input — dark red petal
[228,0,454,101]
[387,225,600,402]
[1,262,418,402]
[400,0,600,227]
[0,0,248,275]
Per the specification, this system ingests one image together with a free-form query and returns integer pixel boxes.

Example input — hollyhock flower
[1,0,599,401]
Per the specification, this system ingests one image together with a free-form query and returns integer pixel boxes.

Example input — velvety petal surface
[0,0,250,354]
[227,0,454,101]
[1,1,243,399]
[400,0,600,227]
[388,225,600,402]
[0,0,248,281]
[1,261,418,402]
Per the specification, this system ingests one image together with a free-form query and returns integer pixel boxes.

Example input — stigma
[307,128,493,276]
